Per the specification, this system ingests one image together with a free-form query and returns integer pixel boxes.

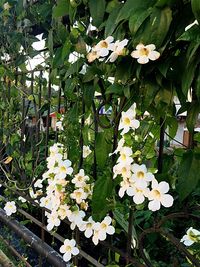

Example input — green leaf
[129,9,151,35]
[83,83,95,108]
[191,0,200,25]
[113,209,138,244]
[89,0,106,28]
[105,84,123,96]
[177,25,200,42]
[62,39,71,60]
[186,102,200,132]
[155,0,174,8]
[48,30,53,55]
[177,150,200,200]
[92,175,113,221]
[133,7,172,47]
[166,116,178,139]
[105,4,122,37]
[194,67,200,101]
[65,58,84,77]
[53,0,70,18]
[53,47,63,68]
[95,130,112,168]
[116,0,153,24]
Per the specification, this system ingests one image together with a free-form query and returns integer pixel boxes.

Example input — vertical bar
[126,206,134,265]
[31,72,35,171]
[92,101,98,180]
[20,75,26,158]
[79,95,85,169]
[158,118,165,173]
[55,84,62,143]
[45,69,51,158]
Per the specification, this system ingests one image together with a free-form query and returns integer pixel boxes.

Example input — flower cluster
[113,104,174,211]
[87,36,160,64]
[87,36,128,63]
[34,143,115,262]
[4,201,17,216]
[181,227,200,246]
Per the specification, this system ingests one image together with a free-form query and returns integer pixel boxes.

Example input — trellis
[0,68,200,267]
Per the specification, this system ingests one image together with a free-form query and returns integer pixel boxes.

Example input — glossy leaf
[177,150,200,200]
[92,175,113,221]
[89,0,106,28]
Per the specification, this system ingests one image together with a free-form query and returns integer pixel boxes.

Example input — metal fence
[0,69,200,267]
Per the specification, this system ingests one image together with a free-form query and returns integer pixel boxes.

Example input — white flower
[18,196,26,203]
[148,180,174,211]
[114,137,125,154]
[118,178,132,198]
[127,184,150,205]
[107,39,128,62]
[83,146,92,158]
[117,146,133,165]
[79,216,95,238]
[4,201,17,216]
[95,36,114,57]
[181,227,200,246]
[60,239,79,262]
[131,44,160,64]
[57,204,71,220]
[47,153,63,169]
[47,212,61,231]
[113,162,132,179]
[87,47,100,63]
[118,106,140,135]
[54,159,73,179]
[92,216,115,245]
[72,169,89,188]
[70,188,88,204]
[34,179,43,189]
[68,209,85,230]
[131,163,154,188]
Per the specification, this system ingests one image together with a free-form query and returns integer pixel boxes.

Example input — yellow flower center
[152,189,161,199]
[75,192,82,198]
[65,246,72,252]
[77,176,83,182]
[121,154,126,161]
[124,117,130,125]
[60,166,66,172]
[121,167,127,174]
[136,188,143,193]
[137,171,145,179]
[140,48,149,56]
[100,41,108,48]
[101,223,107,230]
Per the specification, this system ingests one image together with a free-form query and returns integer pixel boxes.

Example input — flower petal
[133,193,145,204]
[136,43,145,50]
[63,252,72,262]
[158,181,169,193]
[148,200,160,211]
[146,44,156,51]
[160,194,174,207]
[72,247,79,256]
[107,225,115,235]
[131,50,140,59]
[148,51,160,61]
[106,36,114,43]
[137,56,149,64]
